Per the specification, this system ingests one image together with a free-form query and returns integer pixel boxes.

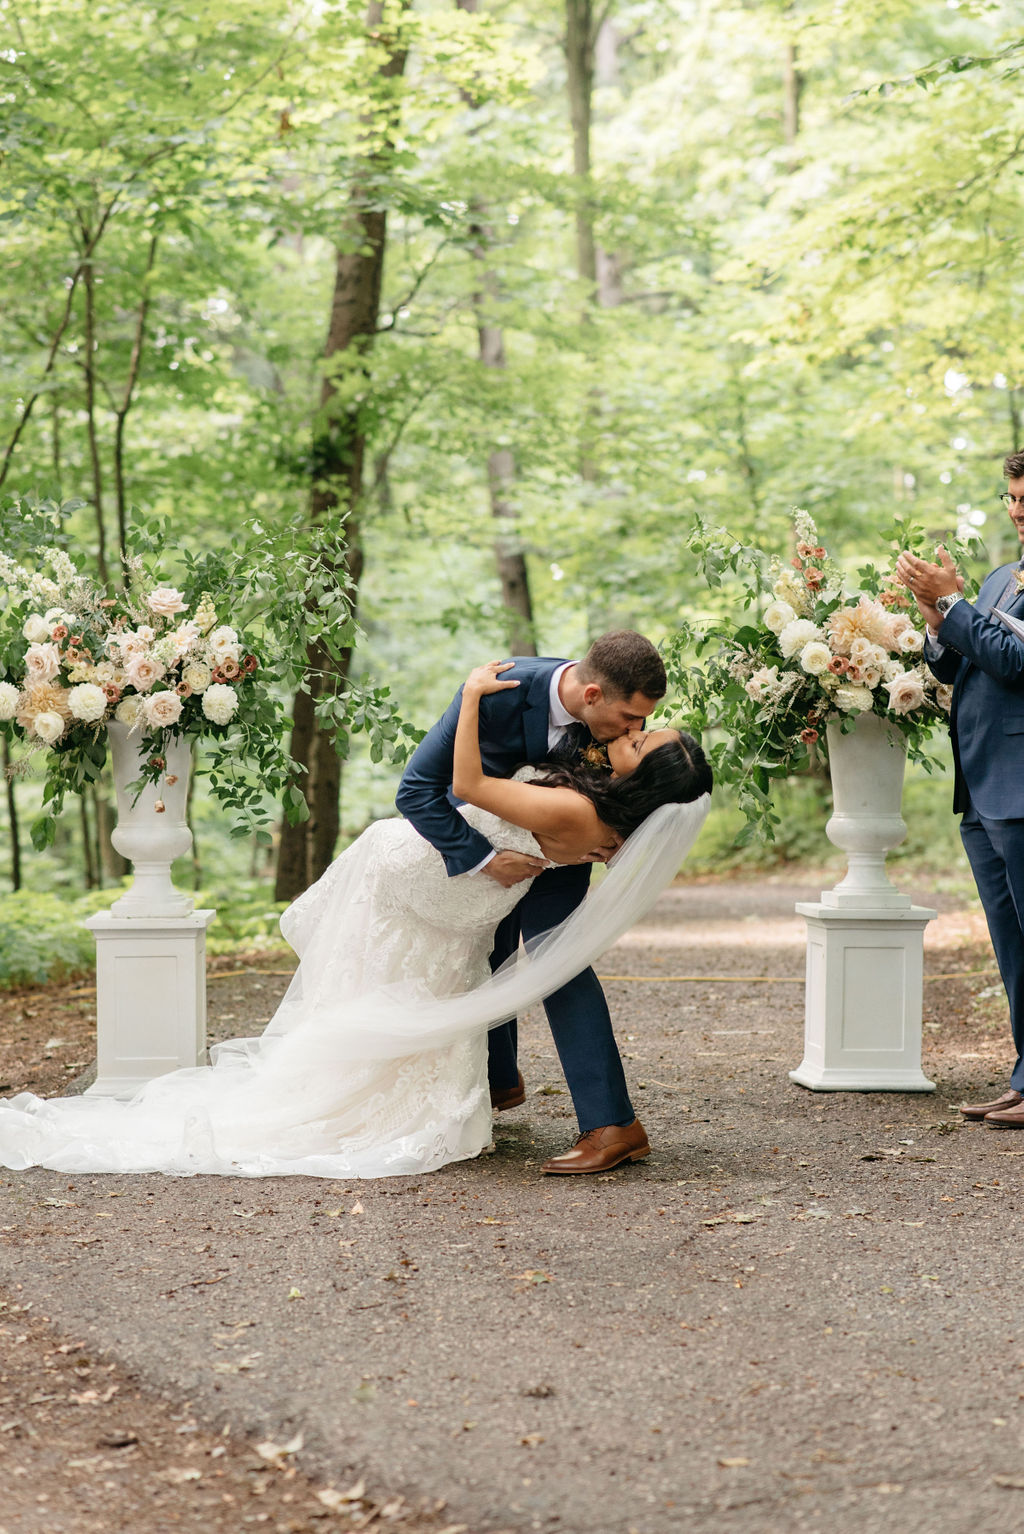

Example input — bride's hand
[464,661,520,697]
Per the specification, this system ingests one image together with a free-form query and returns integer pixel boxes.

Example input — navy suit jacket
[925,562,1024,818]
[396,656,569,876]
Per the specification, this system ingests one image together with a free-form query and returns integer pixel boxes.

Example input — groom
[397,630,666,1174]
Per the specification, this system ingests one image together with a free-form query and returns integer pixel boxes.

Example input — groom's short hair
[1004,450,1024,479]
[578,630,667,700]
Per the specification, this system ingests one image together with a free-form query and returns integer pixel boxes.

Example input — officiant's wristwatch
[935,592,964,618]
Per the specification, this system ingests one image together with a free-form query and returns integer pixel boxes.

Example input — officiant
[896,450,1024,1128]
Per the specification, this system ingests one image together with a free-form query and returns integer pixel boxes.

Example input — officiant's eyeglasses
[1000,493,1024,507]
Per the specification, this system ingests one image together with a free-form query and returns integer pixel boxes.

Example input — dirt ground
[0,873,1019,1534]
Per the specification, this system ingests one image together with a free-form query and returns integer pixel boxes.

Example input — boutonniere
[1014,568,1024,594]
[582,742,609,768]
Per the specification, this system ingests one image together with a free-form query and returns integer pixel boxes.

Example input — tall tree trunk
[80,792,97,890]
[2,741,20,893]
[113,233,159,573]
[457,0,537,655]
[81,250,109,586]
[565,0,597,294]
[96,788,129,881]
[274,1,407,902]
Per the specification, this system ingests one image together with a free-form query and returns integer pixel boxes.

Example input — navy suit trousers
[960,808,1024,1092]
[486,863,634,1132]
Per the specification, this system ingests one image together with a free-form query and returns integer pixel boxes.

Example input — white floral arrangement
[0,546,278,847]
[666,509,956,836]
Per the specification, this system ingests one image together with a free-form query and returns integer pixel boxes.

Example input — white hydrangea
[202,683,238,725]
[182,660,213,694]
[0,682,19,720]
[67,683,108,723]
[834,684,874,714]
[779,619,823,659]
[799,641,832,676]
[114,695,144,728]
[763,600,796,635]
[152,636,179,667]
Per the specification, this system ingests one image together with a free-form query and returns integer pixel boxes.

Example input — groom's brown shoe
[491,1071,526,1112]
[960,1089,1022,1121]
[984,1100,1024,1128]
[542,1118,650,1175]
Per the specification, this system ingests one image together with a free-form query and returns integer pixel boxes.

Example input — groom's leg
[487,908,521,1091]
[518,865,634,1132]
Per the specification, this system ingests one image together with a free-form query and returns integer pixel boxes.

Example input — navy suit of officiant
[926,562,1024,1090]
[396,656,635,1132]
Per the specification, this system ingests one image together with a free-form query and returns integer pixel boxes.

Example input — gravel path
[1,876,1021,1534]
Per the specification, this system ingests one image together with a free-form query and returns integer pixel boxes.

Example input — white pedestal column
[83,910,216,1098]
[789,902,936,1092]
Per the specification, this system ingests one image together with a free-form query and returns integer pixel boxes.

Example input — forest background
[1,0,1022,983]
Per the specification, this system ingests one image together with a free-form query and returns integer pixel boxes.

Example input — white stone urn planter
[789,708,936,1093]
[85,721,213,1097]
[106,719,194,918]
[821,710,910,910]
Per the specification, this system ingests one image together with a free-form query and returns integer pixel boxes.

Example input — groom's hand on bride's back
[482,850,548,887]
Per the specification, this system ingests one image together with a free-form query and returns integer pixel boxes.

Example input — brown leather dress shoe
[960,1089,1022,1121]
[984,1100,1024,1128]
[490,1071,525,1112]
[541,1118,650,1175]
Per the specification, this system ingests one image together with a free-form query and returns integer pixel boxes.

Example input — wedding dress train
[0,791,709,1179]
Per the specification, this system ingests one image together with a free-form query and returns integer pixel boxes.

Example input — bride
[0,663,711,1180]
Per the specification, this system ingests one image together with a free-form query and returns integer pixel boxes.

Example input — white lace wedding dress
[0,788,710,1180]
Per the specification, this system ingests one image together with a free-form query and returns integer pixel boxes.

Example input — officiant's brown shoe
[542,1119,650,1175]
[960,1089,1022,1121]
[984,1099,1024,1129]
[490,1072,525,1112]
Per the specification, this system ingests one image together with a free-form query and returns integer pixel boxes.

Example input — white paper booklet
[993,607,1024,641]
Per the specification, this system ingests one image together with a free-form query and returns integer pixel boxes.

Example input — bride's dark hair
[534,730,712,839]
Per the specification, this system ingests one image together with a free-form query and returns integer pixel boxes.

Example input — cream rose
[115,695,144,727]
[859,666,883,690]
[182,660,213,694]
[201,683,238,725]
[763,600,796,636]
[799,640,832,676]
[25,642,61,684]
[833,684,874,714]
[68,683,108,723]
[22,613,50,644]
[935,683,953,713]
[0,682,18,720]
[898,627,924,654]
[144,690,184,729]
[33,710,65,745]
[887,671,926,715]
[124,654,165,693]
[779,619,823,659]
[147,586,188,617]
